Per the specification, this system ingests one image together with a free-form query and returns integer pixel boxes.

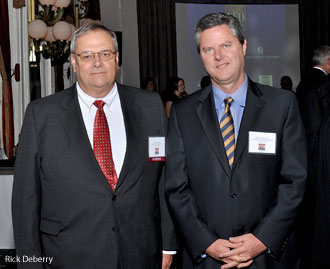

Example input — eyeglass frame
[73,50,117,62]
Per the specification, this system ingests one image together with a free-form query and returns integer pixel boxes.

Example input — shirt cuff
[162,250,177,255]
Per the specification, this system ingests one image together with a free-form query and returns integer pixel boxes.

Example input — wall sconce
[28,0,89,64]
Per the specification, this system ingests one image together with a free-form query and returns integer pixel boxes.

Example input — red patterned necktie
[93,100,118,190]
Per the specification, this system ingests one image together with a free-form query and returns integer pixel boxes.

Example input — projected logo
[257,47,264,55]
[225,5,246,30]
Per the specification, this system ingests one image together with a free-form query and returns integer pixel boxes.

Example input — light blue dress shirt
[212,74,248,141]
[201,76,248,259]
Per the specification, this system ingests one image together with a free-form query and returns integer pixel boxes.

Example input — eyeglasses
[74,50,117,62]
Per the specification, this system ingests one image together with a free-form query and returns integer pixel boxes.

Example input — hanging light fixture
[28,0,90,64]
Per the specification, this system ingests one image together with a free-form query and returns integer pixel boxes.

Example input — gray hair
[313,45,330,66]
[70,23,118,53]
[194,12,245,53]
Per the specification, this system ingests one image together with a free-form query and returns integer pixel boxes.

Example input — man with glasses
[12,24,177,269]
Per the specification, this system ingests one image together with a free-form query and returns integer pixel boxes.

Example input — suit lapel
[232,80,264,170]
[58,85,113,192]
[196,86,232,177]
[115,84,142,191]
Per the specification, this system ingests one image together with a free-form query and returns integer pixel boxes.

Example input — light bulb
[45,27,56,42]
[53,21,72,40]
[54,0,71,8]
[81,18,94,27]
[67,24,76,41]
[39,0,56,6]
[28,19,48,39]
[93,20,103,25]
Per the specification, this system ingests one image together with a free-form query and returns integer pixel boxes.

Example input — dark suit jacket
[295,69,328,264]
[12,84,177,268]
[296,68,327,148]
[309,77,330,265]
[165,80,307,268]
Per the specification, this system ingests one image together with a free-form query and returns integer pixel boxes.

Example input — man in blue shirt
[165,12,307,269]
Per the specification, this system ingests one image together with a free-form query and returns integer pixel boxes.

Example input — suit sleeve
[12,103,44,268]
[156,95,178,251]
[253,93,307,257]
[165,104,218,261]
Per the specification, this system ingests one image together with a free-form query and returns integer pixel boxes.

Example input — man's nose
[214,47,224,61]
[92,54,102,67]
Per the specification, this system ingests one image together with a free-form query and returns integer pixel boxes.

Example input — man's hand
[219,233,267,268]
[205,239,243,267]
[162,254,173,269]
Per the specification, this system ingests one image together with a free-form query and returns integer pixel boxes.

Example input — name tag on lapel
[149,137,165,162]
[248,131,276,155]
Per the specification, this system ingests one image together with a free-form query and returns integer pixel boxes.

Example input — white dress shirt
[77,83,175,255]
[77,82,126,177]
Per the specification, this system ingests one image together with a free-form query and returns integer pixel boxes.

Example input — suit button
[112,227,116,232]
[112,195,117,201]
[230,192,237,198]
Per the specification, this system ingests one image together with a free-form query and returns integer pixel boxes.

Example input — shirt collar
[313,66,327,75]
[77,82,118,111]
[212,74,248,109]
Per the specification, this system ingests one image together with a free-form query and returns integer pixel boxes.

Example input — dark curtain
[298,0,330,77]
[0,0,14,158]
[136,0,330,89]
[137,0,177,93]
[171,0,297,3]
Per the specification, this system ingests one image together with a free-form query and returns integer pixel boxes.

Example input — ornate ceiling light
[28,0,89,64]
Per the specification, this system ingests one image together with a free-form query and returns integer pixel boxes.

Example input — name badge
[149,137,165,162]
[248,131,276,155]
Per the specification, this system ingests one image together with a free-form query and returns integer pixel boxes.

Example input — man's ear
[115,51,120,70]
[71,53,77,72]
[243,39,247,56]
[326,58,330,74]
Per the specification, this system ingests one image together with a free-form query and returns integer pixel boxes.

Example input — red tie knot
[94,100,106,109]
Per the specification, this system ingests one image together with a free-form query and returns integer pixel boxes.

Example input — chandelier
[28,0,89,64]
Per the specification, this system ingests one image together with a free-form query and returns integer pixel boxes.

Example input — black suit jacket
[295,70,328,264]
[308,76,330,265]
[12,84,177,268]
[165,80,307,268]
[296,68,328,145]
